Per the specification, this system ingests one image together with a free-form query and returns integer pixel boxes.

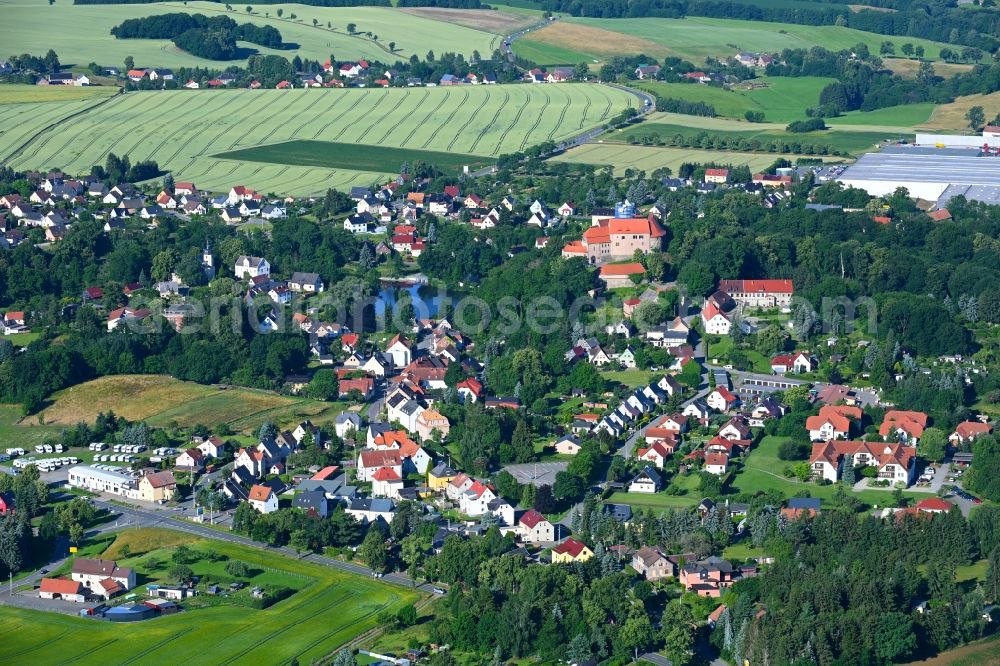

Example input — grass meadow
[0,85,119,105]
[517,16,952,65]
[34,375,344,433]
[0,528,420,665]
[1,84,635,194]
[550,143,845,175]
[0,0,500,69]
[616,121,898,155]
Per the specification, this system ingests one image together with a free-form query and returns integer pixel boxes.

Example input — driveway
[502,461,567,488]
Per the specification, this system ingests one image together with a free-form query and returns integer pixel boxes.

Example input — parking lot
[502,461,568,488]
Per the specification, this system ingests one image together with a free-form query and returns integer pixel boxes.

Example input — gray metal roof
[838,152,1000,186]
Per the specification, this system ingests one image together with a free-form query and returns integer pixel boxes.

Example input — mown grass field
[617,121,898,154]
[0,84,119,105]
[216,139,492,175]
[35,375,343,433]
[0,528,420,665]
[551,143,845,175]
[516,15,952,65]
[1,84,636,194]
[0,0,501,69]
[607,491,701,510]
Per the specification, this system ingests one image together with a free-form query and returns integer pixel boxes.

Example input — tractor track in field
[578,89,593,129]
[399,89,451,147]
[0,90,124,167]
[468,87,510,154]
[546,87,572,141]
[138,92,235,164]
[159,94,249,166]
[307,91,352,140]
[376,88,428,144]
[492,89,531,155]
[597,85,614,120]
[331,90,386,142]
[225,90,305,150]
[353,89,406,144]
[519,88,551,151]
[421,88,469,149]
[447,88,491,152]
[21,92,167,168]
[278,89,332,142]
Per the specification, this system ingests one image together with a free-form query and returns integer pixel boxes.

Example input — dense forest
[111,13,284,60]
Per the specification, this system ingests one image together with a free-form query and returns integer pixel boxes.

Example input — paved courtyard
[502,461,568,488]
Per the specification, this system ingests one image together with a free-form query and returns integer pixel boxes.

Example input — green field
[0,528,419,665]
[607,491,701,510]
[617,121,901,154]
[516,15,952,65]
[1,84,636,194]
[552,143,845,175]
[29,375,344,435]
[637,78,837,123]
[0,0,500,69]
[216,139,493,175]
[0,84,119,105]
[831,103,937,128]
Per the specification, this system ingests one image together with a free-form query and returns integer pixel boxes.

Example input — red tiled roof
[915,497,952,513]
[599,262,645,277]
[311,465,340,480]
[360,449,402,469]
[372,466,401,482]
[879,410,928,438]
[718,279,794,294]
[519,509,547,529]
[705,452,728,467]
[553,537,588,557]
[248,484,273,502]
[40,577,83,595]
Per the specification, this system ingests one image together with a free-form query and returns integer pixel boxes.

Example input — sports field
[0,84,636,194]
[516,16,952,65]
[551,143,845,175]
[36,375,343,432]
[0,0,501,69]
[0,528,420,665]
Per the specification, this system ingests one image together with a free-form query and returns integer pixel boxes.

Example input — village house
[679,557,737,597]
[632,546,676,580]
[357,449,404,482]
[770,352,817,374]
[879,410,928,444]
[704,168,729,184]
[554,434,582,455]
[950,421,992,445]
[138,470,177,503]
[248,484,279,513]
[707,387,739,413]
[807,405,862,441]
[629,466,662,493]
[234,255,270,280]
[71,558,136,592]
[175,447,205,471]
[518,509,555,543]
[551,538,594,564]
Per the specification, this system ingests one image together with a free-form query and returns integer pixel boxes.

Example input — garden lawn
[0,528,420,665]
[1,84,636,195]
[600,368,656,388]
[607,491,701,509]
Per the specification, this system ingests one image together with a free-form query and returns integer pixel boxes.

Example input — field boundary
[0,89,122,166]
